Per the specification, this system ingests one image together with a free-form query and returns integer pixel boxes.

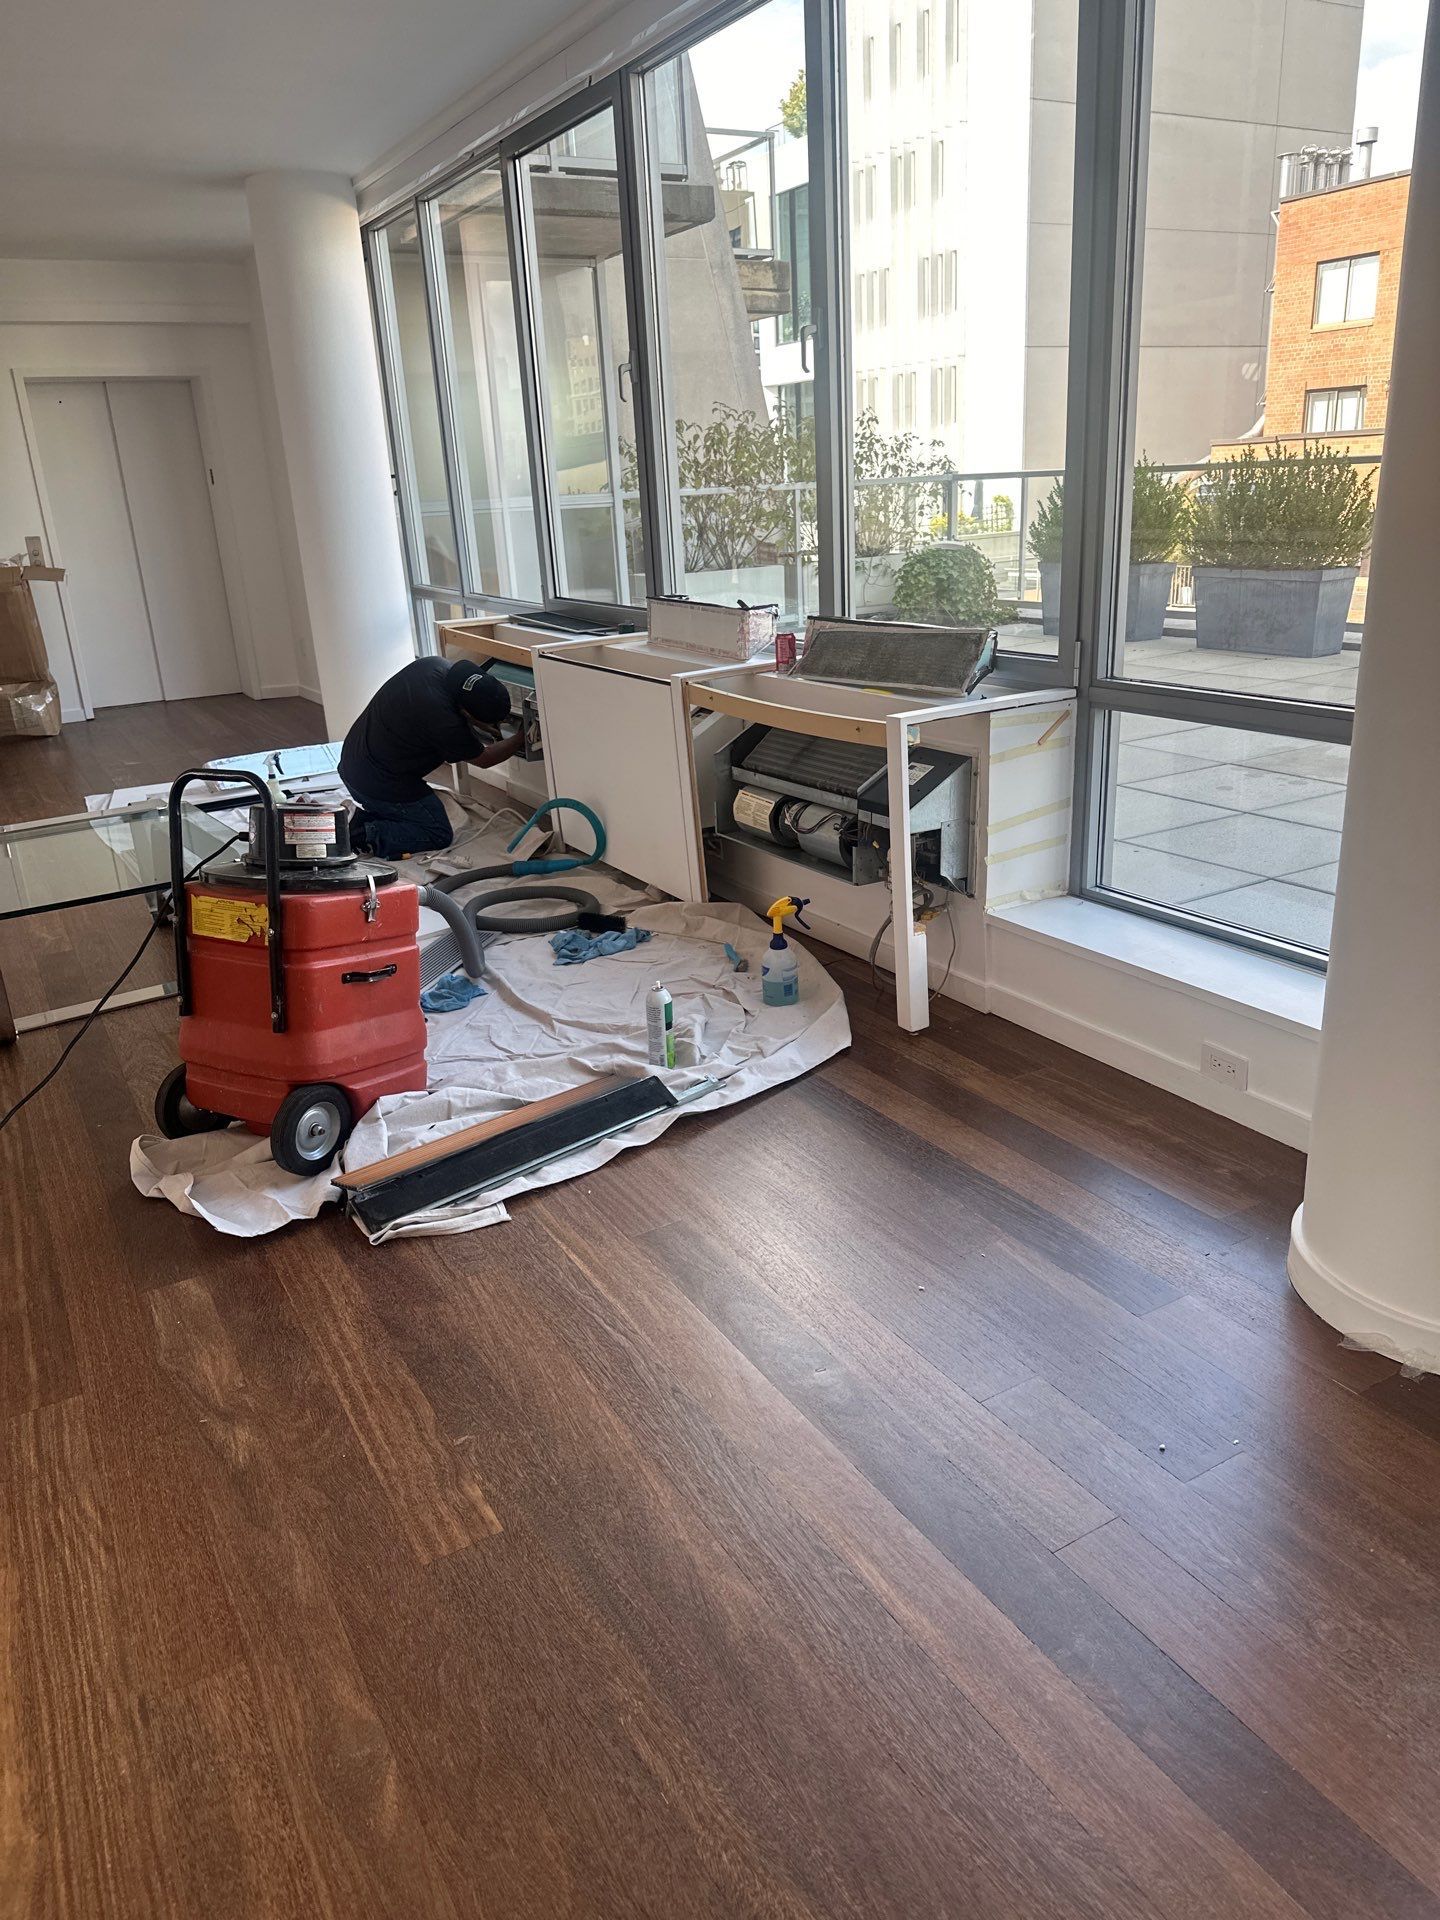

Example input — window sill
[987,895,1325,1037]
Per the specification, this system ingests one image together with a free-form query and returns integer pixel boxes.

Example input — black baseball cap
[446,658,510,727]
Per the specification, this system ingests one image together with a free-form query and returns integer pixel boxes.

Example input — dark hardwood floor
[4,696,1440,1918]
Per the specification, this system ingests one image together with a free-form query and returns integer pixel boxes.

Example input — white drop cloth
[131,886,849,1241]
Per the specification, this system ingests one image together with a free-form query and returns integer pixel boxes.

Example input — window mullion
[500,153,562,607]
[806,0,853,616]
[1065,0,1152,892]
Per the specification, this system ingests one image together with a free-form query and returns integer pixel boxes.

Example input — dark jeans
[348,786,454,861]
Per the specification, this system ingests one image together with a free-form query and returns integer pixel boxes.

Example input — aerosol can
[762,896,810,1007]
[646,981,675,1067]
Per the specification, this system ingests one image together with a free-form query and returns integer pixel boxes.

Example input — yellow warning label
[190,894,270,944]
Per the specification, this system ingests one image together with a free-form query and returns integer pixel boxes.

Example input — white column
[1288,9,1440,1369]
[246,170,412,738]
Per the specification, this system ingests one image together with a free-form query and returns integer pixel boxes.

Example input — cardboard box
[0,679,61,740]
[0,563,64,684]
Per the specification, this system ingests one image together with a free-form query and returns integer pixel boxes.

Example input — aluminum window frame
[363,0,1355,966]
[1065,0,1355,971]
[365,208,467,613]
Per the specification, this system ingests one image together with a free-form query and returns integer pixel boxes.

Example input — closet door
[106,381,239,700]
[27,381,163,708]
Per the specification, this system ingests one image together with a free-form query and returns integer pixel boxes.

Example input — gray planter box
[1039,559,1173,641]
[1039,560,1061,636]
[1127,561,1176,642]
[1193,566,1357,657]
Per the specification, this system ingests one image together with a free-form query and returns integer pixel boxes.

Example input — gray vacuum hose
[427,865,602,938]
[417,884,490,981]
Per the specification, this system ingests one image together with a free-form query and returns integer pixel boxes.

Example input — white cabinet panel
[535,656,699,899]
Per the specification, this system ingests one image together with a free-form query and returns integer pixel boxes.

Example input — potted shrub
[892,542,1014,629]
[1027,481,1064,635]
[1128,457,1190,641]
[1188,445,1375,656]
[1027,465,1190,641]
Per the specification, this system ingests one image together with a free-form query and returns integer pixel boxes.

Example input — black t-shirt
[340,659,480,803]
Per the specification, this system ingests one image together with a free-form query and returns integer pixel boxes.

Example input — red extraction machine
[154,769,428,1174]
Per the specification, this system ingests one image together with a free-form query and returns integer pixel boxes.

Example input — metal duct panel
[797,618,995,694]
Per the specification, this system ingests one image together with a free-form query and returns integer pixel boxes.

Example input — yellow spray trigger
[765,894,811,936]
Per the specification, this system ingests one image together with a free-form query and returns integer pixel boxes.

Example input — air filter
[797,618,996,696]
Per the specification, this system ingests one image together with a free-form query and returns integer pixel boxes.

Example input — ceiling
[0,0,595,259]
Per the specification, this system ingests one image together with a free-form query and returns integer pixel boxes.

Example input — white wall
[0,258,313,719]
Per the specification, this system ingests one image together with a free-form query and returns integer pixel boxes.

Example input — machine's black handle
[168,768,286,1033]
[341,965,398,984]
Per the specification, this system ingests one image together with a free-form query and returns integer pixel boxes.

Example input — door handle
[341,964,398,984]
[617,359,633,404]
[799,321,817,372]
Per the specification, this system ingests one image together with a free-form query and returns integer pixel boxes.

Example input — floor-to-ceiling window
[364,0,1430,964]
[1074,0,1428,961]
[839,0,1076,650]
[429,167,544,604]
[516,101,649,606]
[367,212,463,600]
[640,0,820,621]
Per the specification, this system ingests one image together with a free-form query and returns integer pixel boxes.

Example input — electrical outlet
[1201,1042,1249,1092]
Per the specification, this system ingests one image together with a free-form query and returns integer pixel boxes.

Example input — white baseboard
[1289,1205,1440,1372]
[298,684,323,705]
[986,977,1311,1149]
[61,703,88,725]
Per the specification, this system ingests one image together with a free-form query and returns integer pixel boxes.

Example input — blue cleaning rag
[420,971,487,1013]
[550,926,653,966]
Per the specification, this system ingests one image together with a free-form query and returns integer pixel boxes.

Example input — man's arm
[468,728,526,770]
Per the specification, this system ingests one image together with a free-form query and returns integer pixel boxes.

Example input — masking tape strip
[987,883,1063,909]
[991,706,1070,729]
[989,798,1071,834]
[985,833,1069,866]
[990,732,1073,764]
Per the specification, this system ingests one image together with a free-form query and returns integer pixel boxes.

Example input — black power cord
[0,831,240,1136]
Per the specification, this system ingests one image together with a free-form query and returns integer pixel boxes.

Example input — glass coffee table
[0,796,244,1042]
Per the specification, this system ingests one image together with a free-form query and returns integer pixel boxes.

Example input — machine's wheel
[270,1082,353,1176]
[154,1063,230,1139]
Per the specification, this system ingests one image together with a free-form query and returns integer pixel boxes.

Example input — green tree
[779,72,807,138]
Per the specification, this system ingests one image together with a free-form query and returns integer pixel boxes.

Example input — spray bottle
[762,896,810,1007]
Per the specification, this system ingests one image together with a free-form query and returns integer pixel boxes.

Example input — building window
[928,363,957,425]
[889,21,903,87]
[931,139,945,199]
[1314,253,1380,326]
[1305,386,1366,433]
[862,35,874,101]
[890,149,916,212]
[892,370,916,427]
[916,9,931,78]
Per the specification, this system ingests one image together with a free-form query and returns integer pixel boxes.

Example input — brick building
[1253,166,1410,454]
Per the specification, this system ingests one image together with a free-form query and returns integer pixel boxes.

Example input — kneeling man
[340,657,521,859]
